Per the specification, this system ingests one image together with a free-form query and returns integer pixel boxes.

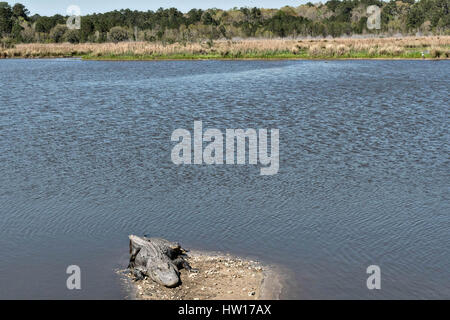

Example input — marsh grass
[1,36,449,60]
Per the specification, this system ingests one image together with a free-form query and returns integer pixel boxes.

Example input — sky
[10,1,309,16]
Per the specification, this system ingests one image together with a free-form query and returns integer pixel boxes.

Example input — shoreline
[1,55,449,61]
[121,250,283,300]
[82,56,449,61]
[1,36,449,61]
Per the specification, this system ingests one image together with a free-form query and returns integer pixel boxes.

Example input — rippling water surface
[0,59,448,299]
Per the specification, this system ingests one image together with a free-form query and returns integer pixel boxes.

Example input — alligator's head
[149,261,180,288]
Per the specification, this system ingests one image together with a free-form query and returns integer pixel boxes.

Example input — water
[0,59,448,299]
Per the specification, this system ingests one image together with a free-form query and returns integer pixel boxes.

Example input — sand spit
[122,251,282,300]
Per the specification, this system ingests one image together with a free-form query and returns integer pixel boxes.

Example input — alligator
[128,235,194,287]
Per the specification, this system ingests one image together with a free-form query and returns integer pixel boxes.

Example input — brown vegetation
[1,36,449,59]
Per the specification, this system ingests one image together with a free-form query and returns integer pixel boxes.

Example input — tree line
[0,0,448,45]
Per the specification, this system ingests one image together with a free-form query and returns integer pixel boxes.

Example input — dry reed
[1,36,449,59]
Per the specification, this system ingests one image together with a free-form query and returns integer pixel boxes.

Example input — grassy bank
[1,36,449,60]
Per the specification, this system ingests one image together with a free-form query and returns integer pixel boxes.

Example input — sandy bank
[123,251,282,300]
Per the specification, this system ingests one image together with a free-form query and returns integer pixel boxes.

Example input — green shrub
[109,26,129,43]
[64,29,80,44]
[20,26,35,43]
[49,24,68,43]
[0,37,14,48]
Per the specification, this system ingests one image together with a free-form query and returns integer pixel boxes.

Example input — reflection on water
[0,59,448,299]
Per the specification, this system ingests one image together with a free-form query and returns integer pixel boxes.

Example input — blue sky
[11,1,309,16]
